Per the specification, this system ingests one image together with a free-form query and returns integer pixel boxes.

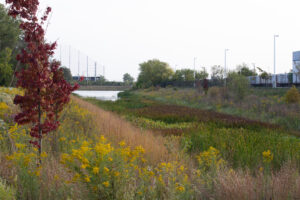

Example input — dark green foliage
[0,4,21,52]
[123,73,134,85]
[61,67,73,83]
[227,72,250,100]
[195,68,209,80]
[173,69,195,82]
[136,59,174,88]
[0,48,13,86]
[236,63,257,76]
[0,3,24,76]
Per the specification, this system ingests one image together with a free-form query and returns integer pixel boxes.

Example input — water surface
[73,90,121,101]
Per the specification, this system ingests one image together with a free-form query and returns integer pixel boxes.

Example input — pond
[73,90,121,101]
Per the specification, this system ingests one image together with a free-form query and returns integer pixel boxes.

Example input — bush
[284,86,300,104]
[208,87,220,98]
[227,73,249,100]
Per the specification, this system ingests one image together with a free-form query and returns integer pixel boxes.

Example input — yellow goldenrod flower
[119,141,126,147]
[114,171,120,177]
[15,143,26,150]
[103,167,110,173]
[102,181,109,187]
[92,167,100,174]
[54,175,59,181]
[176,184,185,192]
[262,150,273,163]
[84,175,91,182]
[41,152,48,158]
[259,167,264,172]
[81,164,88,169]
[179,165,185,172]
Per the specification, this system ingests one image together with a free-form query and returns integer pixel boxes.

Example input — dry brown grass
[208,164,300,200]
[72,96,183,165]
[39,157,87,200]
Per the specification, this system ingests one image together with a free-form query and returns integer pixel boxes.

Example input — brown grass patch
[71,96,183,165]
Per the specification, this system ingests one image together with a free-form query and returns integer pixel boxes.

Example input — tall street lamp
[224,49,229,86]
[194,57,197,88]
[273,34,279,88]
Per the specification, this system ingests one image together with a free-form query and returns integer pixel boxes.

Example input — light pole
[194,57,197,88]
[224,49,229,86]
[273,35,279,88]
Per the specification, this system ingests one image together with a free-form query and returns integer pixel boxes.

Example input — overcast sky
[2,0,300,81]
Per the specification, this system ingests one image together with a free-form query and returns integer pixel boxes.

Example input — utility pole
[252,63,256,74]
[103,65,105,78]
[193,57,197,88]
[60,45,62,64]
[95,62,97,82]
[273,34,279,88]
[69,45,71,69]
[87,56,89,84]
[78,51,80,77]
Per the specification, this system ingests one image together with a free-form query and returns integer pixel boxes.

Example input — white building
[293,51,300,83]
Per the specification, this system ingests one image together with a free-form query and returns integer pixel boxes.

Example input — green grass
[83,90,300,171]
[135,88,300,131]
[186,122,300,171]
[0,178,15,200]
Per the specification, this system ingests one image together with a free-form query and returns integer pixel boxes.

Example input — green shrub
[227,73,249,100]
[208,87,220,98]
[284,86,300,104]
[0,178,15,200]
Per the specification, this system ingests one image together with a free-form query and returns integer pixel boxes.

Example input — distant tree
[173,69,194,82]
[0,4,21,52]
[227,72,249,100]
[257,67,271,86]
[0,48,13,86]
[137,59,174,88]
[61,67,73,82]
[0,3,24,86]
[236,63,257,77]
[196,67,209,80]
[211,65,224,80]
[173,68,208,82]
[123,73,134,85]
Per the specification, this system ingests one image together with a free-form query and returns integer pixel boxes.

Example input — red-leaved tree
[6,0,78,163]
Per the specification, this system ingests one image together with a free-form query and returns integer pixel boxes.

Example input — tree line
[135,59,258,88]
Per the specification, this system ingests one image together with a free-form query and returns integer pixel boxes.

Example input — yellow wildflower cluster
[62,136,191,199]
[262,150,274,163]
[0,102,10,120]
[197,146,225,172]
[0,87,24,96]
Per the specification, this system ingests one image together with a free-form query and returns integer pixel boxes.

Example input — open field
[1,86,300,199]
[134,87,300,132]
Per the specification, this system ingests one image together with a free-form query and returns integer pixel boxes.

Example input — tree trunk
[38,88,42,165]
